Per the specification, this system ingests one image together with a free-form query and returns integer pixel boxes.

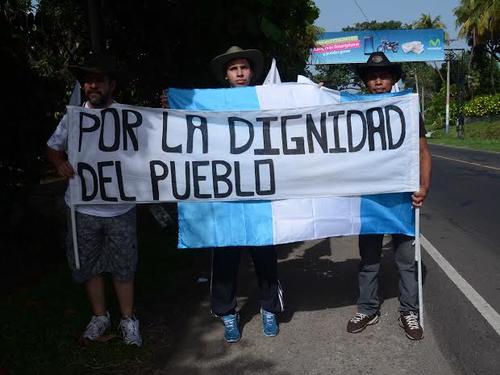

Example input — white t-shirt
[47,102,135,217]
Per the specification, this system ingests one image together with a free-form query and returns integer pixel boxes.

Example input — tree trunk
[87,0,102,54]
[457,114,465,139]
[433,62,445,83]
[491,51,496,93]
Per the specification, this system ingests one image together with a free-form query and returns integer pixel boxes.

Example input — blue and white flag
[169,83,417,248]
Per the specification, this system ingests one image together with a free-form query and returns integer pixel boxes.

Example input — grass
[0,205,210,374]
[427,120,500,152]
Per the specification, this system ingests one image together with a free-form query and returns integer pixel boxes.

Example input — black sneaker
[399,311,423,340]
[347,311,380,333]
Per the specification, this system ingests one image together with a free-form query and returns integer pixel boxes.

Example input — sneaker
[346,311,380,333]
[221,313,241,343]
[119,316,143,346]
[261,309,279,337]
[399,311,423,340]
[82,311,111,341]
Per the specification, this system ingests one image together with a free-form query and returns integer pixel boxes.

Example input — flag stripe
[169,87,260,111]
[272,197,362,244]
[178,201,273,248]
[172,86,273,249]
[170,84,416,249]
[360,193,415,235]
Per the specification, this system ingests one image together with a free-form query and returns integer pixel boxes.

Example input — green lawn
[0,205,210,374]
[427,120,500,152]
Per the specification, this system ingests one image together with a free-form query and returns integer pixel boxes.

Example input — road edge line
[421,235,500,336]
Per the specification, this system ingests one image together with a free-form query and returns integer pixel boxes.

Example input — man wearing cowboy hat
[346,52,431,341]
[207,46,283,343]
[355,51,403,92]
[211,45,264,87]
[46,53,142,346]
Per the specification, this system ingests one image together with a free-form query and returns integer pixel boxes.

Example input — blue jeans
[357,234,418,315]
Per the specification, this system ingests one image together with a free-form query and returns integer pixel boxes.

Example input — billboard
[310,28,445,64]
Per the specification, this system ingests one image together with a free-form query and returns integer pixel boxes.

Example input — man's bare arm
[412,137,432,208]
[46,147,75,179]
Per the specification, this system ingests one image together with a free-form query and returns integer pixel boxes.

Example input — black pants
[211,246,283,316]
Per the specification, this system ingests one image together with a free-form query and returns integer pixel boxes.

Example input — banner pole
[68,81,81,270]
[71,204,80,270]
[209,248,214,296]
[415,207,424,329]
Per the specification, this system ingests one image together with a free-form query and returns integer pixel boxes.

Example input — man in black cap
[346,52,431,340]
[206,46,283,343]
[46,54,142,346]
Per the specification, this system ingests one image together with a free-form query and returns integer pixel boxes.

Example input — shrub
[463,94,500,117]
[429,129,443,139]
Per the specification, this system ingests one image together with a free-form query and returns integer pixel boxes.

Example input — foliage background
[0,1,320,185]
[0,0,320,297]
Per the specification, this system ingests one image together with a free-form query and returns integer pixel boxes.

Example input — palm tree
[455,0,499,92]
[413,13,447,35]
[455,0,499,61]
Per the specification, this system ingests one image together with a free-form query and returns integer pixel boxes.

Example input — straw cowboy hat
[68,53,118,84]
[356,52,402,82]
[211,46,264,83]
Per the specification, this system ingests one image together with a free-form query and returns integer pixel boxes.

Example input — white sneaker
[119,316,143,346]
[82,312,111,341]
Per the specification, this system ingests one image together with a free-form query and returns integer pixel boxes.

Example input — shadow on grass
[0,202,210,374]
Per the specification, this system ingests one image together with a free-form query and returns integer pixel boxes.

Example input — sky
[313,0,467,48]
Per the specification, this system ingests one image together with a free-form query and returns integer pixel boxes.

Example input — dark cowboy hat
[68,53,118,84]
[211,46,264,83]
[356,52,402,83]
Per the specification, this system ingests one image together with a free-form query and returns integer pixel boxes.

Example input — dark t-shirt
[419,115,427,138]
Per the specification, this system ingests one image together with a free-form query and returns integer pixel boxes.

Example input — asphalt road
[424,144,500,310]
[420,144,500,374]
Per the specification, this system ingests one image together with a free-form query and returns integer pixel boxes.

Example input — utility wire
[354,0,370,22]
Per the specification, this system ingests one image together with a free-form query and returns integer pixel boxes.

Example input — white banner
[67,94,420,204]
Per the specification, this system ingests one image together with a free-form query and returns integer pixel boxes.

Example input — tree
[93,0,320,105]
[342,20,411,32]
[455,0,499,61]
[455,0,500,92]
[0,0,76,192]
[312,63,356,90]
[1,0,322,279]
[1,0,322,190]
[412,13,448,84]
[413,13,447,33]
[402,61,441,110]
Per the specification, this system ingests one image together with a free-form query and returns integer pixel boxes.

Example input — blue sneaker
[261,308,279,337]
[221,313,241,343]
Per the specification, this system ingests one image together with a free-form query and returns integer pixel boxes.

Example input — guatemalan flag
[168,78,416,249]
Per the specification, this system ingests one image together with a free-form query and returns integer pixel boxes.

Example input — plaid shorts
[66,208,137,283]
